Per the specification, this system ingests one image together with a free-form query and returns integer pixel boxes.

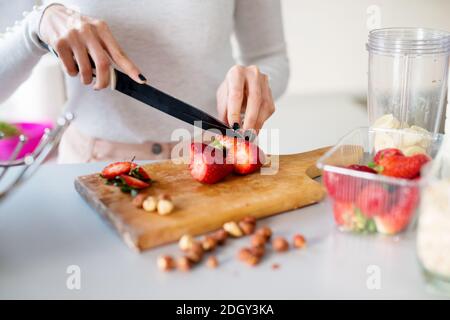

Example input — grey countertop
[0,162,446,300]
[0,95,447,299]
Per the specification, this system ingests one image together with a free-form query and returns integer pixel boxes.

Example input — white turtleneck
[0,0,289,143]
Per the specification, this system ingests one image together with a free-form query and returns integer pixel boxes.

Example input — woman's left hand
[216,65,275,133]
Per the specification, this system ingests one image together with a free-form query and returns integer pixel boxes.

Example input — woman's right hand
[39,4,146,90]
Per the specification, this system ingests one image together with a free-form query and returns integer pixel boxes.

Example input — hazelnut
[272,237,289,252]
[177,256,192,271]
[212,229,228,245]
[238,247,252,261]
[293,234,307,249]
[271,263,280,270]
[206,256,219,269]
[159,194,172,200]
[237,247,260,266]
[241,216,256,225]
[179,234,195,251]
[185,242,204,263]
[202,236,217,252]
[250,245,265,258]
[157,255,175,271]
[251,234,267,248]
[239,220,255,235]
[142,196,157,212]
[223,221,243,237]
[256,227,272,241]
[157,198,174,215]
[132,193,147,208]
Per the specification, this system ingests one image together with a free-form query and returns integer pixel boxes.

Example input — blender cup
[366,28,450,154]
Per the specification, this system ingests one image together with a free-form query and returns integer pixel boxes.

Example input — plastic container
[367,28,450,134]
[0,122,53,161]
[316,127,444,235]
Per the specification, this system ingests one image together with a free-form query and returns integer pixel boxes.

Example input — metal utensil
[0,113,73,203]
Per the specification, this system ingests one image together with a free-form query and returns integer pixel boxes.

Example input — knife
[42,43,243,138]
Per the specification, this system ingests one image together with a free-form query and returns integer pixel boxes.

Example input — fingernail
[138,74,147,82]
[244,130,255,142]
[232,122,240,131]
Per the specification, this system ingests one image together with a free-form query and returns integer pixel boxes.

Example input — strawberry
[233,140,265,175]
[129,164,151,181]
[214,135,265,175]
[333,201,354,227]
[189,143,233,184]
[101,161,133,179]
[119,174,150,189]
[347,164,377,174]
[323,171,355,202]
[377,153,430,179]
[373,148,403,164]
[213,135,236,151]
[374,186,419,235]
[333,201,377,233]
[356,185,389,217]
[324,164,379,201]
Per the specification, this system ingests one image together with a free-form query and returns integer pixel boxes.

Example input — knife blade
[112,69,236,137]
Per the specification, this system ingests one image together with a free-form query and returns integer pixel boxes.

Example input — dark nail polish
[232,122,240,131]
[138,74,147,82]
[244,130,255,142]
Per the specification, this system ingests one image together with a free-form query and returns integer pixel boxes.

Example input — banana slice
[410,125,430,134]
[374,131,395,152]
[409,125,432,148]
[402,145,427,156]
[401,128,425,147]
[373,114,401,129]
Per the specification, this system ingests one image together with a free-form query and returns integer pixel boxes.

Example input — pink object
[0,122,53,161]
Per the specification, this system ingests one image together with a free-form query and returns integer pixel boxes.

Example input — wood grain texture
[74,147,330,251]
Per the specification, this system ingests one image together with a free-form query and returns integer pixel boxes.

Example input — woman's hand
[216,65,275,133]
[39,4,146,90]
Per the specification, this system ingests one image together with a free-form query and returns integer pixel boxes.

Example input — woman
[0,0,289,163]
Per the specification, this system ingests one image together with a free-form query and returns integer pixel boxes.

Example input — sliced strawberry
[119,174,150,189]
[101,161,133,179]
[189,143,233,184]
[130,165,151,181]
[233,140,265,175]
[347,164,377,174]
[378,153,430,179]
[136,167,151,180]
[374,148,403,164]
[374,186,419,235]
[356,185,389,217]
[213,135,237,150]
[214,135,265,174]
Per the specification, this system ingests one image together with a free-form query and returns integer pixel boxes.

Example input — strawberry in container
[317,127,444,235]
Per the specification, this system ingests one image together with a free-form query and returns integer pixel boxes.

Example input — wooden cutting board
[74,146,330,252]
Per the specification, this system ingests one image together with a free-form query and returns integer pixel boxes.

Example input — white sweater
[0,0,289,143]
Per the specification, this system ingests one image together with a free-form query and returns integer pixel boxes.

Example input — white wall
[282,0,450,95]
